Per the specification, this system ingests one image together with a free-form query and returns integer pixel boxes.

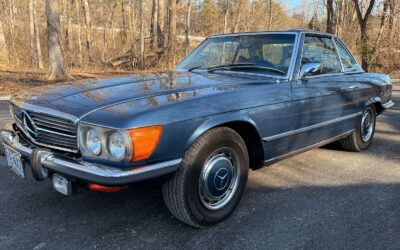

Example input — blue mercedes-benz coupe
[0,30,394,227]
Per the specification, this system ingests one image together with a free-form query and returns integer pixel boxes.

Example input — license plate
[4,145,25,179]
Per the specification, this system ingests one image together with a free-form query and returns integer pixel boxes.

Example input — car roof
[210,29,334,38]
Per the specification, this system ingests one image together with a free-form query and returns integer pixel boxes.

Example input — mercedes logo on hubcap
[23,111,38,139]
[214,168,230,191]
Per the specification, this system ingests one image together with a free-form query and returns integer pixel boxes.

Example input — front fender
[365,96,384,114]
[184,113,262,151]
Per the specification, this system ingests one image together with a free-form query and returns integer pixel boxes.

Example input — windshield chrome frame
[175,32,300,81]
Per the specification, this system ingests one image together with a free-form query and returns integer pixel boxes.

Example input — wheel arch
[185,114,265,170]
[365,96,384,115]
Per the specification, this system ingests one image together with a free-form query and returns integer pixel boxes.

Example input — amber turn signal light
[129,125,163,162]
[88,183,128,193]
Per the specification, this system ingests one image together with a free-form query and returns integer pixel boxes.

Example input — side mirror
[299,63,323,78]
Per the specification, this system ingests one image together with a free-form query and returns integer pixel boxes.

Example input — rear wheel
[162,127,249,228]
[340,106,376,152]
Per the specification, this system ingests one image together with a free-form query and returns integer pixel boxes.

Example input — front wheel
[162,127,249,228]
[340,106,376,152]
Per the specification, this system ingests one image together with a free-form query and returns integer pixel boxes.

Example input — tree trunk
[102,2,118,62]
[75,0,83,65]
[268,0,273,31]
[232,0,243,33]
[157,0,165,48]
[369,0,389,67]
[0,20,8,68]
[29,0,37,66]
[388,0,399,37]
[352,0,376,71]
[140,0,145,69]
[223,1,230,34]
[164,0,170,49]
[46,0,73,80]
[167,0,177,67]
[33,0,44,69]
[151,0,159,49]
[82,0,92,61]
[326,0,335,34]
[8,0,19,66]
[65,0,73,50]
[185,0,191,55]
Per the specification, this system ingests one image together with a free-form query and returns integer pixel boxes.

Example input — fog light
[52,174,74,196]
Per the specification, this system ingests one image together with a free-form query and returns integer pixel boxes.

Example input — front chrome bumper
[382,100,395,110]
[0,130,181,186]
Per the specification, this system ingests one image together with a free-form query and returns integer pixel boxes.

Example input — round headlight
[86,129,102,155]
[108,132,126,161]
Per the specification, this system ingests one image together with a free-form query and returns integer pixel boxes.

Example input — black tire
[340,106,376,152]
[162,127,249,228]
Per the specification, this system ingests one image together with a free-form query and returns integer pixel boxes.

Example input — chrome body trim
[265,130,354,164]
[382,100,395,109]
[179,32,300,81]
[10,103,79,153]
[0,131,181,185]
[332,37,346,73]
[36,127,76,138]
[263,112,362,142]
[13,101,80,124]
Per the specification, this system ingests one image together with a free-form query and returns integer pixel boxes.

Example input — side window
[334,38,360,72]
[301,36,342,75]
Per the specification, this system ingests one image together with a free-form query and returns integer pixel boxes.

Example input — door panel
[290,74,360,151]
[289,35,361,151]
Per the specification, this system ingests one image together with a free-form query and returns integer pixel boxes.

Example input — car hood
[14,71,276,120]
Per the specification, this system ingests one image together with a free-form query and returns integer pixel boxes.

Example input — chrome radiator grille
[12,104,78,152]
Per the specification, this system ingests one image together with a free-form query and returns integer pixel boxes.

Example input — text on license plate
[4,145,25,179]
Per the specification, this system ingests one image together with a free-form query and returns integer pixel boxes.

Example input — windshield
[176,33,296,76]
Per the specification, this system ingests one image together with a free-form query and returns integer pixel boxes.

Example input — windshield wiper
[207,63,285,75]
[187,65,205,72]
[207,63,257,72]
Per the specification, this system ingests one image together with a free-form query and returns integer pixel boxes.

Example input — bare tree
[388,0,399,37]
[102,1,118,62]
[369,0,389,67]
[267,0,273,31]
[158,0,165,47]
[140,0,145,68]
[65,0,73,50]
[8,0,19,66]
[46,0,73,80]
[0,20,8,68]
[75,0,83,65]
[185,0,191,55]
[167,0,177,67]
[352,0,376,71]
[33,0,43,69]
[326,0,335,33]
[151,0,159,49]
[29,0,36,65]
[223,0,231,33]
[232,0,243,33]
[82,0,92,61]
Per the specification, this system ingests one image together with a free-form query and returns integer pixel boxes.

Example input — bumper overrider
[0,130,181,193]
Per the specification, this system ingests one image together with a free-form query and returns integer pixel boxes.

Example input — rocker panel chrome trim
[263,112,362,142]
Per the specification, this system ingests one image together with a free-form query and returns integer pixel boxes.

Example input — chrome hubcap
[199,147,240,210]
[361,109,374,142]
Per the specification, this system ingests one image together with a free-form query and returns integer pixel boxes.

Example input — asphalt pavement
[0,84,399,250]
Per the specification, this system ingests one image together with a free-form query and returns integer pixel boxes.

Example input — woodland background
[0,0,399,95]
